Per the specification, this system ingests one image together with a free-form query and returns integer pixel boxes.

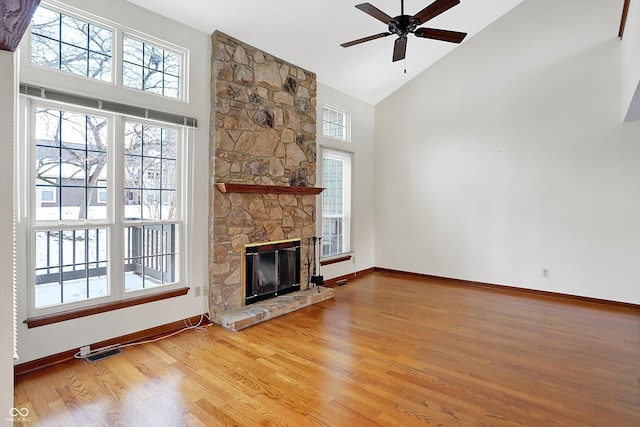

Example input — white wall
[316,83,376,279]
[1,51,16,424]
[622,0,640,120]
[375,0,640,304]
[15,0,211,363]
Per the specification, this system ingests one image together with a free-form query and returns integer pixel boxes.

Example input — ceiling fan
[341,0,467,62]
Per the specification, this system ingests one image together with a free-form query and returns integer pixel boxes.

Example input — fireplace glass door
[244,239,301,305]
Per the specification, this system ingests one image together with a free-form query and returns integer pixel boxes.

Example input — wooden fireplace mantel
[215,183,324,195]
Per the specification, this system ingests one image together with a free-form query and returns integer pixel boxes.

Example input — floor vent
[83,347,123,363]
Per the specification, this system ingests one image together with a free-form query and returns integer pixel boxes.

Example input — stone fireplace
[209,32,331,326]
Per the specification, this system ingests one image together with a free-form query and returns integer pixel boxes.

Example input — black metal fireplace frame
[243,238,301,305]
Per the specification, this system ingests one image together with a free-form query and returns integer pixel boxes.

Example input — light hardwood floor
[13,272,640,426]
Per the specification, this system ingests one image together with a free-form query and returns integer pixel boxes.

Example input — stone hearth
[214,287,334,331]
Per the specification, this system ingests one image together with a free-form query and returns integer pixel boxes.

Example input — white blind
[13,59,19,361]
[13,220,18,361]
[20,84,198,128]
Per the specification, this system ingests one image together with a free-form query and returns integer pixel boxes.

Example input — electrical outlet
[542,268,549,277]
[194,286,201,297]
[80,346,90,357]
[203,285,208,298]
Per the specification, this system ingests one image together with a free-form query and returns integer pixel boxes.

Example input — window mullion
[26,102,39,314]
[113,27,120,87]
[111,115,124,300]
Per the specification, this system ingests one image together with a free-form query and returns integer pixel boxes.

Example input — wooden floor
[13,272,640,426]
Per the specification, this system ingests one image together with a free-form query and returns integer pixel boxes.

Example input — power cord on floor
[73,313,213,359]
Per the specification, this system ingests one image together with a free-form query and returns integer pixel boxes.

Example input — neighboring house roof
[37,163,107,180]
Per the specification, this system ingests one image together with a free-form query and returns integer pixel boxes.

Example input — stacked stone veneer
[209,32,318,319]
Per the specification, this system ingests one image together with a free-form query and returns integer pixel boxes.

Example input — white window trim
[322,103,351,143]
[320,147,352,258]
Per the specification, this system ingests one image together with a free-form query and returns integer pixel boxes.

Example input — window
[20,3,190,317]
[322,106,349,141]
[32,104,110,308]
[123,122,178,292]
[30,6,112,81]
[35,228,109,308]
[321,149,351,257]
[97,187,107,203]
[28,102,183,311]
[122,36,181,99]
[34,107,108,221]
[38,185,56,204]
[29,4,184,101]
[123,123,177,220]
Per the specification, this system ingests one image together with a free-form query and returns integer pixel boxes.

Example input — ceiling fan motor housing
[389,15,419,36]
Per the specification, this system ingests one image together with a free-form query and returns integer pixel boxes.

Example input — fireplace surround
[209,31,322,323]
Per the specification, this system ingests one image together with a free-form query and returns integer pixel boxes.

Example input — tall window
[321,149,351,257]
[32,104,111,308]
[20,3,189,317]
[123,122,179,292]
[29,103,183,311]
[323,106,349,141]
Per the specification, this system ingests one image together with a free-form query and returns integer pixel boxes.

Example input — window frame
[27,2,116,85]
[97,187,107,204]
[16,1,195,325]
[23,1,188,103]
[20,95,187,318]
[24,99,113,315]
[322,104,351,142]
[320,147,352,259]
[121,33,183,100]
[37,185,57,204]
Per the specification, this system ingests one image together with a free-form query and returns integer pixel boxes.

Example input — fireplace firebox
[243,238,301,305]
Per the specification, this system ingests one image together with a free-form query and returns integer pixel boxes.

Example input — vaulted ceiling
[126,0,523,104]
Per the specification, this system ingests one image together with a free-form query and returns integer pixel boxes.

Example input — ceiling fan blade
[355,3,398,25]
[411,0,460,25]
[341,32,392,48]
[414,27,467,43]
[392,37,407,62]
